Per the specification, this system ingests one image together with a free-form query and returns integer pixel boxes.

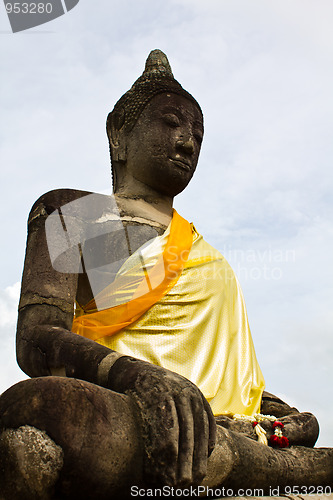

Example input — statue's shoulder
[28,188,92,223]
[28,189,114,225]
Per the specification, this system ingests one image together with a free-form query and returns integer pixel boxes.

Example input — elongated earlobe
[107,109,127,164]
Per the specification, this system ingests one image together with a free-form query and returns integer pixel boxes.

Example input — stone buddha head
[106,50,204,199]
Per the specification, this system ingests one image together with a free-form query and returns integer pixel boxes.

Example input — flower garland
[270,421,289,448]
[232,413,289,448]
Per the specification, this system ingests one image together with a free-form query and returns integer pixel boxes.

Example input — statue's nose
[176,139,194,155]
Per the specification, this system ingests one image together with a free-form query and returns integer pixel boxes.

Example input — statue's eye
[162,113,181,127]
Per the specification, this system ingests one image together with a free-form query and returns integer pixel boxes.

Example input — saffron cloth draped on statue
[72,210,265,417]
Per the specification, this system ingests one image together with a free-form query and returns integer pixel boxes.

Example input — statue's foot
[0,425,63,500]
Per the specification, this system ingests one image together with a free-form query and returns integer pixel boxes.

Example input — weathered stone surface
[0,425,63,500]
[0,377,143,499]
[209,427,333,494]
[0,378,332,498]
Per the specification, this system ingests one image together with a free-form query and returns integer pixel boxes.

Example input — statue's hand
[108,356,216,487]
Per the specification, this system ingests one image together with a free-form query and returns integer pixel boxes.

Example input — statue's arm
[16,189,215,487]
[17,306,112,382]
[16,189,112,383]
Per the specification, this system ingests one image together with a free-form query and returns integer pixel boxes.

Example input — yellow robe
[73,214,265,416]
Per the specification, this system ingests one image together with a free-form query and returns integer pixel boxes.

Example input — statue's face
[124,93,203,198]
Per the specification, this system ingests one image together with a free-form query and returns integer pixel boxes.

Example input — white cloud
[0,283,26,395]
[0,282,20,326]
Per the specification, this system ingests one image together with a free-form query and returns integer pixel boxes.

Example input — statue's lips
[168,157,191,171]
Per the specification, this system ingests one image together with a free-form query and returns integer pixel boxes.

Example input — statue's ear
[107,108,127,163]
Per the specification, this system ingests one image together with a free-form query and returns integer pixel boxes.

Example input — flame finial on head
[142,49,174,78]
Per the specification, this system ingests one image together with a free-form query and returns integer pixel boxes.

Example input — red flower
[269,435,280,447]
[279,436,289,448]
[272,421,284,429]
[269,434,290,448]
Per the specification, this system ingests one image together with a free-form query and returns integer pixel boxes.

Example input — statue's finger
[191,394,209,483]
[202,395,216,456]
[144,395,179,486]
[174,395,194,486]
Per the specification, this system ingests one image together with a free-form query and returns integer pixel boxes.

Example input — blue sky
[0,0,332,446]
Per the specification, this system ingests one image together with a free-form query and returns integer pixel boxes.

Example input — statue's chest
[76,219,164,305]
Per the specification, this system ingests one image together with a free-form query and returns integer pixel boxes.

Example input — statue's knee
[281,412,319,447]
[0,377,141,498]
[261,391,299,417]
[0,377,65,431]
[0,425,63,500]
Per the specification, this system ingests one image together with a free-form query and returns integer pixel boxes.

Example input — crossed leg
[0,377,332,499]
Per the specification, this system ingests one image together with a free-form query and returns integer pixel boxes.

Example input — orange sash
[72,210,193,341]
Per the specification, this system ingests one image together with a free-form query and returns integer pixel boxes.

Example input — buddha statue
[0,50,331,499]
